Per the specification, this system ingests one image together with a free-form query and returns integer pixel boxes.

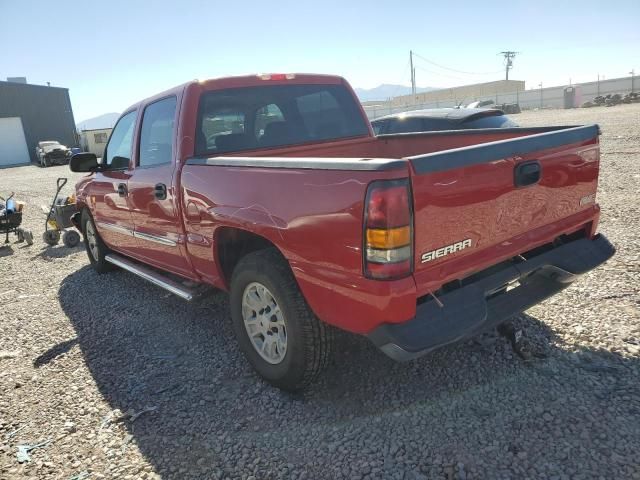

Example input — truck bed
[182,124,601,333]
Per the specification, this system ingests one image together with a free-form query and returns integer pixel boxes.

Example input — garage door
[0,117,30,167]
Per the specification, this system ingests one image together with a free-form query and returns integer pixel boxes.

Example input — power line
[412,52,503,76]
[413,65,468,81]
[386,60,412,100]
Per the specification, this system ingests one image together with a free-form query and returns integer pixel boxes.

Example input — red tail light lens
[367,184,411,228]
[364,179,413,280]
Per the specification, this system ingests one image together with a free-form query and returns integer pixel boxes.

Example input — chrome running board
[105,253,195,301]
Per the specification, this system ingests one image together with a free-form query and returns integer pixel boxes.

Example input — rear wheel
[230,248,333,391]
[81,209,114,273]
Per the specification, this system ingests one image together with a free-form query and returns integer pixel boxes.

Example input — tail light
[364,179,413,279]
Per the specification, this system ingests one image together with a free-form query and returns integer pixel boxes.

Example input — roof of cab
[120,73,348,115]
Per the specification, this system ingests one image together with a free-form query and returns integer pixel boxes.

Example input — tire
[42,230,60,246]
[81,209,114,273]
[230,248,333,391]
[62,229,81,248]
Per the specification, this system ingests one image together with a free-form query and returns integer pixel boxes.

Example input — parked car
[371,108,518,135]
[68,73,614,391]
[35,140,72,167]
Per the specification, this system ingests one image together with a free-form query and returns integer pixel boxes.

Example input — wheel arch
[214,226,289,290]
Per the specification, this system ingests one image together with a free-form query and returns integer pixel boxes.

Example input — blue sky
[1,0,638,121]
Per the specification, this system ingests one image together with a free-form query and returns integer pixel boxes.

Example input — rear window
[195,84,369,155]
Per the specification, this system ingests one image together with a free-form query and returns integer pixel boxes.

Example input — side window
[104,111,136,168]
[254,104,285,139]
[139,96,177,167]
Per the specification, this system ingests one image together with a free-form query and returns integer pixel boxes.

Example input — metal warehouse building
[0,79,77,167]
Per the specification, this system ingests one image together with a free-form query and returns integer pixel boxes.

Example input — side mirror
[69,153,98,172]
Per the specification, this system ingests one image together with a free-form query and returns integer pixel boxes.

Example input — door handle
[154,183,167,200]
[514,161,541,187]
[117,183,128,197]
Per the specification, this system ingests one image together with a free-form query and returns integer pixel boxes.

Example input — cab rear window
[195,84,369,155]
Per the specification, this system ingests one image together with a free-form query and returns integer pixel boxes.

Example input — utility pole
[630,69,636,93]
[500,51,518,81]
[597,74,600,96]
[409,50,416,96]
[539,82,543,108]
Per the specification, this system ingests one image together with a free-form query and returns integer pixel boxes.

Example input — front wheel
[230,248,333,391]
[81,209,114,273]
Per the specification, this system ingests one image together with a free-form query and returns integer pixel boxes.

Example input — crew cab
[69,73,614,391]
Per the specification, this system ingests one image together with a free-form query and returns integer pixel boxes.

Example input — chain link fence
[363,75,636,120]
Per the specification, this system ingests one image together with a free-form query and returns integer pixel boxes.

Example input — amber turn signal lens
[366,226,411,249]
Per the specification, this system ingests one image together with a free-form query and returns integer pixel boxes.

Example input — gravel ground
[1,104,639,480]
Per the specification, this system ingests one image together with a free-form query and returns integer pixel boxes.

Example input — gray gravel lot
[1,104,639,480]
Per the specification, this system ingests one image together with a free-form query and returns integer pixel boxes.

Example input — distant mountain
[77,112,120,131]
[354,84,438,102]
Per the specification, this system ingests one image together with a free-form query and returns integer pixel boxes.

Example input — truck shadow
[56,265,638,478]
[32,243,84,260]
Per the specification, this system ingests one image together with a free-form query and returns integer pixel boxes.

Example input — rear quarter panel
[180,164,417,333]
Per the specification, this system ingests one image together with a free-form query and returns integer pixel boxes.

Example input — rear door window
[138,96,177,167]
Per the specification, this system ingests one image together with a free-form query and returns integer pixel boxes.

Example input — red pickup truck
[69,73,614,391]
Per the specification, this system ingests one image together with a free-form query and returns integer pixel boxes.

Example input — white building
[79,128,111,157]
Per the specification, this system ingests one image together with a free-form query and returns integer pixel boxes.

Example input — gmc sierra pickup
[69,73,614,391]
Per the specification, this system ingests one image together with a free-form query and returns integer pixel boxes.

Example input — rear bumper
[367,234,615,361]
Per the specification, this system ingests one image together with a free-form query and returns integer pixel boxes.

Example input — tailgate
[407,125,601,295]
